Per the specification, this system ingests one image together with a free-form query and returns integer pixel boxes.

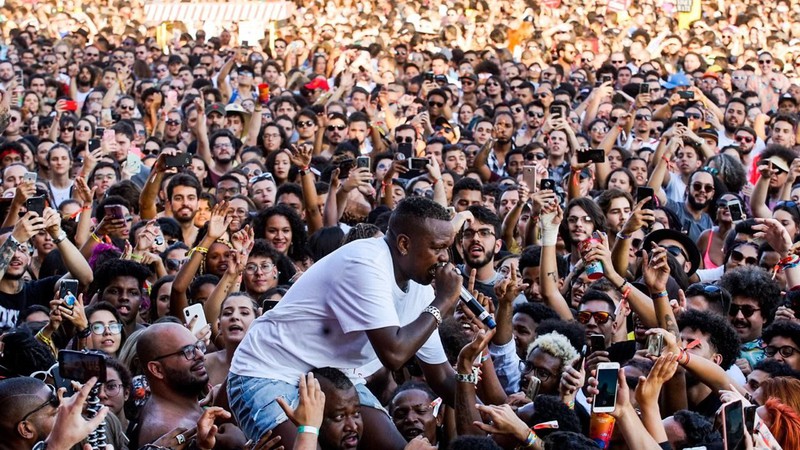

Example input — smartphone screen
[723,400,745,450]
[593,366,619,410]
[58,350,107,383]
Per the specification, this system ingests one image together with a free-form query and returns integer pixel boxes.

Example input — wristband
[616,231,631,240]
[90,232,104,243]
[77,327,92,339]
[298,425,319,435]
[653,290,669,299]
[35,330,53,346]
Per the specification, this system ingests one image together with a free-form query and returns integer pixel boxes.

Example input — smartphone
[165,152,192,168]
[525,376,541,400]
[262,300,279,312]
[727,200,744,222]
[744,405,757,435]
[101,109,113,124]
[446,206,456,219]
[434,74,448,84]
[522,165,536,190]
[23,171,37,183]
[95,127,105,138]
[636,186,655,210]
[337,158,354,179]
[58,350,107,383]
[59,278,79,299]
[183,304,209,336]
[577,148,605,164]
[242,40,249,47]
[397,142,414,159]
[103,128,116,141]
[640,83,650,94]
[601,74,613,84]
[409,157,429,171]
[676,116,689,127]
[678,90,695,100]
[356,156,371,171]
[25,196,46,216]
[424,72,435,82]
[592,362,620,413]
[64,100,78,111]
[540,178,556,192]
[612,93,627,105]
[722,400,745,450]
[573,345,588,371]
[647,334,664,357]
[14,68,23,84]
[104,204,125,220]
[589,333,606,354]
[88,138,101,152]
[126,153,142,175]
[549,104,564,119]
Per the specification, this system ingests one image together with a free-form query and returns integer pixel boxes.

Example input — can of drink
[589,413,616,449]
[579,237,605,280]
[258,83,270,105]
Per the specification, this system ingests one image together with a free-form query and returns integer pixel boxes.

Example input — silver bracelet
[422,305,443,327]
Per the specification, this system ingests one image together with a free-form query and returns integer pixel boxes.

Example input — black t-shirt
[0,276,60,331]
[458,264,504,305]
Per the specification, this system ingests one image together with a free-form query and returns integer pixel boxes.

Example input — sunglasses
[685,112,703,119]
[429,101,445,108]
[165,119,181,126]
[577,311,614,325]
[764,345,800,358]
[665,245,688,260]
[691,182,714,193]
[527,111,544,118]
[120,105,136,111]
[635,114,652,121]
[729,303,761,318]
[296,120,314,128]
[735,135,754,143]
[327,125,346,132]
[730,250,758,266]
[249,172,275,185]
[525,152,546,161]
[166,258,190,271]
[142,148,160,156]
[62,127,75,132]
[759,60,773,65]
[396,136,414,144]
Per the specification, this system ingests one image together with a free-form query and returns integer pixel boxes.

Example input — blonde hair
[528,332,579,368]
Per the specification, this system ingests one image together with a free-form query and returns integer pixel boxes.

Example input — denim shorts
[228,373,387,441]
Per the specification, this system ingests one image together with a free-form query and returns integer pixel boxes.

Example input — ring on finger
[176,434,186,444]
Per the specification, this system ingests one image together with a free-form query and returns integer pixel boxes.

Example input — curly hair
[527,395,582,438]
[342,223,382,244]
[0,329,56,377]
[718,267,781,325]
[252,204,308,261]
[528,332,579,367]
[534,319,587,354]
[90,259,152,299]
[763,320,800,349]
[543,431,600,450]
[672,409,720,449]
[677,309,741,370]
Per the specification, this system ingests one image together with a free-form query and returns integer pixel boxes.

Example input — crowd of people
[3,0,800,449]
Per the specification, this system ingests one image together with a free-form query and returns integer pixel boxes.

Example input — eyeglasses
[735,135,754,143]
[166,119,181,126]
[245,262,275,274]
[635,114,652,121]
[119,105,135,111]
[730,250,758,266]
[214,143,233,149]
[165,258,189,271]
[567,215,592,224]
[20,385,59,424]
[102,381,124,398]
[217,186,241,195]
[577,311,615,325]
[691,182,714,193]
[169,85,184,90]
[527,111,544,118]
[765,345,800,358]
[90,322,124,335]
[729,304,761,318]
[77,126,92,132]
[518,361,555,382]
[249,172,275,185]
[142,148,160,156]
[153,340,207,361]
[296,120,314,128]
[429,101,444,108]
[327,125,346,132]
[461,228,495,240]
[533,93,550,99]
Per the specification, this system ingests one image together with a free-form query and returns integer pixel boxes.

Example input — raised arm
[749,162,774,219]
[42,207,93,286]
[139,150,175,220]
[539,203,574,320]
[472,138,495,182]
[216,56,236,103]
[289,147,323,234]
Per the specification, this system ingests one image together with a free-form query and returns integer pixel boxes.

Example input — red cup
[258,83,270,105]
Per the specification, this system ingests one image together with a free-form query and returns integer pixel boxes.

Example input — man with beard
[458,206,504,303]
[719,267,781,374]
[136,323,245,447]
[555,41,578,75]
[229,197,463,450]
[310,367,364,450]
[111,121,150,187]
[74,65,96,104]
[0,60,15,90]
[672,310,741,418]
[733,126,764,178]
[653,159,717,241]
[205,102,227,133]
[91,258,152,336]
[0,209,93,331]
[717,98,748,149]
[474,112,515,179]
[769,115,798,148]
[202,128,241,183]
[319,113,348,157]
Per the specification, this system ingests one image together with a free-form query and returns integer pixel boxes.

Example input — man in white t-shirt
[229,197,465,449]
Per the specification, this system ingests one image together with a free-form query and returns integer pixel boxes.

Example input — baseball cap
[206,103,225,117]
[305,78,330,92]
[662,72,691,89]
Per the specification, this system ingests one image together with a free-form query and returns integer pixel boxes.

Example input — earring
[400,250,407,256]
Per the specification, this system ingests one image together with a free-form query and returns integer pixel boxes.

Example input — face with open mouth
[389,389,439,445]
[219,295,256,344]
[101,275,143,325]
[319,384,363,450]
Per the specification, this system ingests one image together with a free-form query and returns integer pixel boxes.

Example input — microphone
[459,285,497,329]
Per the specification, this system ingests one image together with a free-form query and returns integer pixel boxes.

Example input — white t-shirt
[231,238,447,385]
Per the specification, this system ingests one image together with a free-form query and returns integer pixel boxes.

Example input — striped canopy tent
[143,1,294,24]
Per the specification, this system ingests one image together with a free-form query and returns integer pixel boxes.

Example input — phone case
[183,304,208,336]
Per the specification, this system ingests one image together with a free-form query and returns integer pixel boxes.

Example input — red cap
[304,78,330,92]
